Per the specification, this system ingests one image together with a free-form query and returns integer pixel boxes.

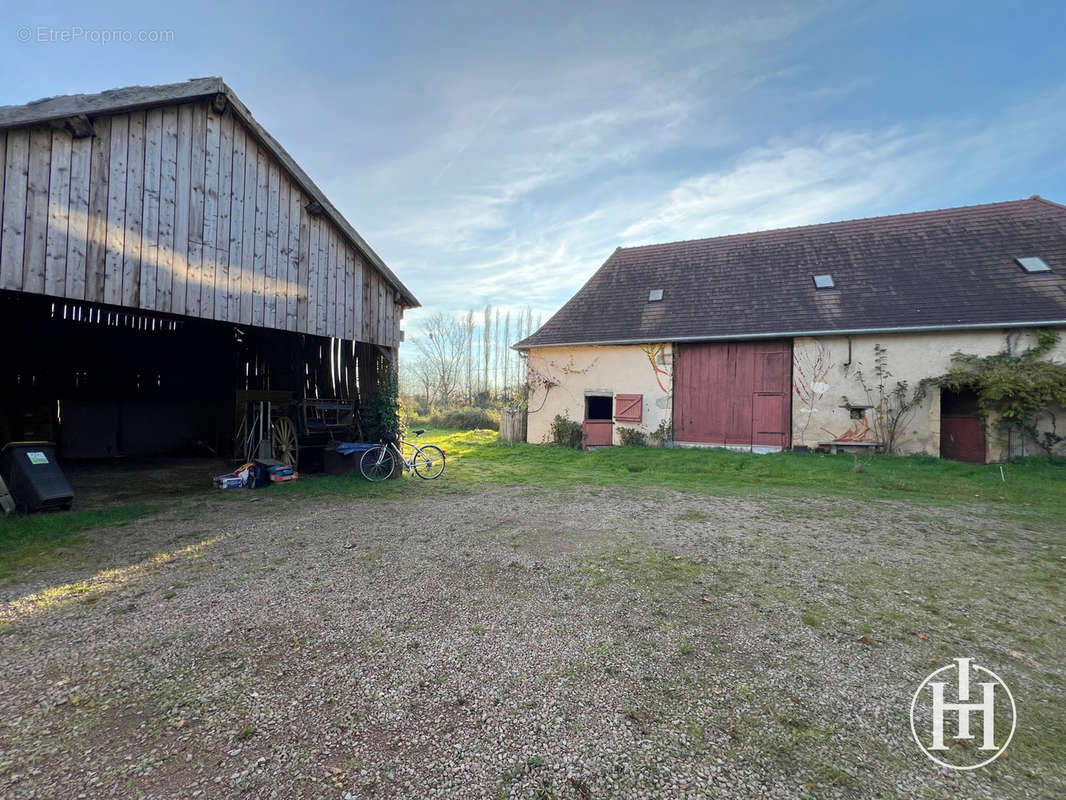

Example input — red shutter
[614,394,643,422]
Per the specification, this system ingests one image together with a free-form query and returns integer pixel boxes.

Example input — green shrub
[551,415,583,448]
[650,419,673,446]
[441,407,500,431]
[405,405,500,431]
[363,369,401,442]
[616,426,647,446]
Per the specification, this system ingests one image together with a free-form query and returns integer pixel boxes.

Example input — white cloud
[621,88,1066,245]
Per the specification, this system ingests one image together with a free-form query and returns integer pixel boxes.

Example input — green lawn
[0,503,154,579]
[2,428,1064,577]
[291,428,1066,523]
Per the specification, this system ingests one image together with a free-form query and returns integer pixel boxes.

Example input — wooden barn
[0,78,418,466]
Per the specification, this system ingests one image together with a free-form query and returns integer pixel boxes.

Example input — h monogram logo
[910,657,1016,770]
[929,658,996,750]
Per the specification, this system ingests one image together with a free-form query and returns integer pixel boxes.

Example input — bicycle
[359,429,446,481]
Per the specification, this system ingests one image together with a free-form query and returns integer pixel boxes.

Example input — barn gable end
[0,78,416,348]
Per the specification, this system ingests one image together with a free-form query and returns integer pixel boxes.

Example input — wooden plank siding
[44,129,72,298]
[121,111,145,308]
[140,109,163,309]
[23,128,52,295]
[64,134,92,300]
[0,130,27,291]
[155,108,177,312]
[84,118,111,302]
[0,99,405,346]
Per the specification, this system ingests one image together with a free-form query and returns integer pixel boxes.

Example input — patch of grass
[377,430,1066,524]
[676,509,711,521]
[683,718,706,744]
[97,430,1062,532]
[585,547,706,593]
[800,608,824,628]
[816,763,858,788]
[366,629,385,649]
[0,503,154,579]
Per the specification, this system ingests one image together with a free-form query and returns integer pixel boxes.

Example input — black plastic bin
[0,442,74,512]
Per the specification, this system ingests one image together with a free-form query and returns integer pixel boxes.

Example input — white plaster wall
[526,344,673,445]
[792,328,1066,460]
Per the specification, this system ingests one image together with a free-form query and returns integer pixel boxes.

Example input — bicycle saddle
[412,429,426,436]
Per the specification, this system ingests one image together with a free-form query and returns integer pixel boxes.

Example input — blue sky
[4,0,1066,337]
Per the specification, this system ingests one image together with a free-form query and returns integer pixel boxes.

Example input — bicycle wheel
[360,445,395,481]
[412,445,446,479]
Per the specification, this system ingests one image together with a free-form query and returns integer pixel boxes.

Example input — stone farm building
[515,198,1066,462]
[0,78,417,464]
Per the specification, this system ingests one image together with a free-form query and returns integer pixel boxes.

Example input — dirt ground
[0,481,1063,799]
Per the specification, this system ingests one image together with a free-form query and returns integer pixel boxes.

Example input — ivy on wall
[933,330,1066,457]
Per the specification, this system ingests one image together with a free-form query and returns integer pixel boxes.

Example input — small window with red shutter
[614,393,643,422]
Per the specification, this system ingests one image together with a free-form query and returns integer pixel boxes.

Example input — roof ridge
[617,197,1058,252]
[1028,194,1066,212]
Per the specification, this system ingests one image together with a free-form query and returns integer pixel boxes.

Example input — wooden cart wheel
[272,416,298,467]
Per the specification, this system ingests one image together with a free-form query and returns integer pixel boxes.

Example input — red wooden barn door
[941,388,986,463]
[674,340,791,449]
[752,344,790,448]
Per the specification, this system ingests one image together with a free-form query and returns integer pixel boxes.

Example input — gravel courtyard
[1,484,1063,799]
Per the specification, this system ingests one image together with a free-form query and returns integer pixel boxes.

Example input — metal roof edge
[514,320,1066,350]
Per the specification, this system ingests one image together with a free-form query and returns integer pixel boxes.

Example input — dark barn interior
[0,290,393,470]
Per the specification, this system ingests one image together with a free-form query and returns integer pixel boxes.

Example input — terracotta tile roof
[515,197,1066,348]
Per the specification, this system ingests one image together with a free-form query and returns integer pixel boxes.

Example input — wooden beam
[66,114,94,139]
[213,110,234,321]
[155,107,178,312]
[23,127,54,295]
[226,123,247,323]
[121,111,145,306]
[44,129,73,297]
[83,118,110,302]
[139,108,163,310]
[0,130,28,291]
[201,107,221,318]
[171,103,193,313]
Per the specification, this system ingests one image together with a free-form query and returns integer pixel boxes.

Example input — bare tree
[502,311,511,393]
[465,310,474,404]
[401,355,436,405]
[413,313,468,405]
[482,305,492,395]
[493,308,501,396]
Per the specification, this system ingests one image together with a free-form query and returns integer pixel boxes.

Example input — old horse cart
[235,390,361,470]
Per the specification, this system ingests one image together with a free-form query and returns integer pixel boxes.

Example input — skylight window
[648,289,663,301]
[813,274,835,289]
[1016,257,1051,273]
